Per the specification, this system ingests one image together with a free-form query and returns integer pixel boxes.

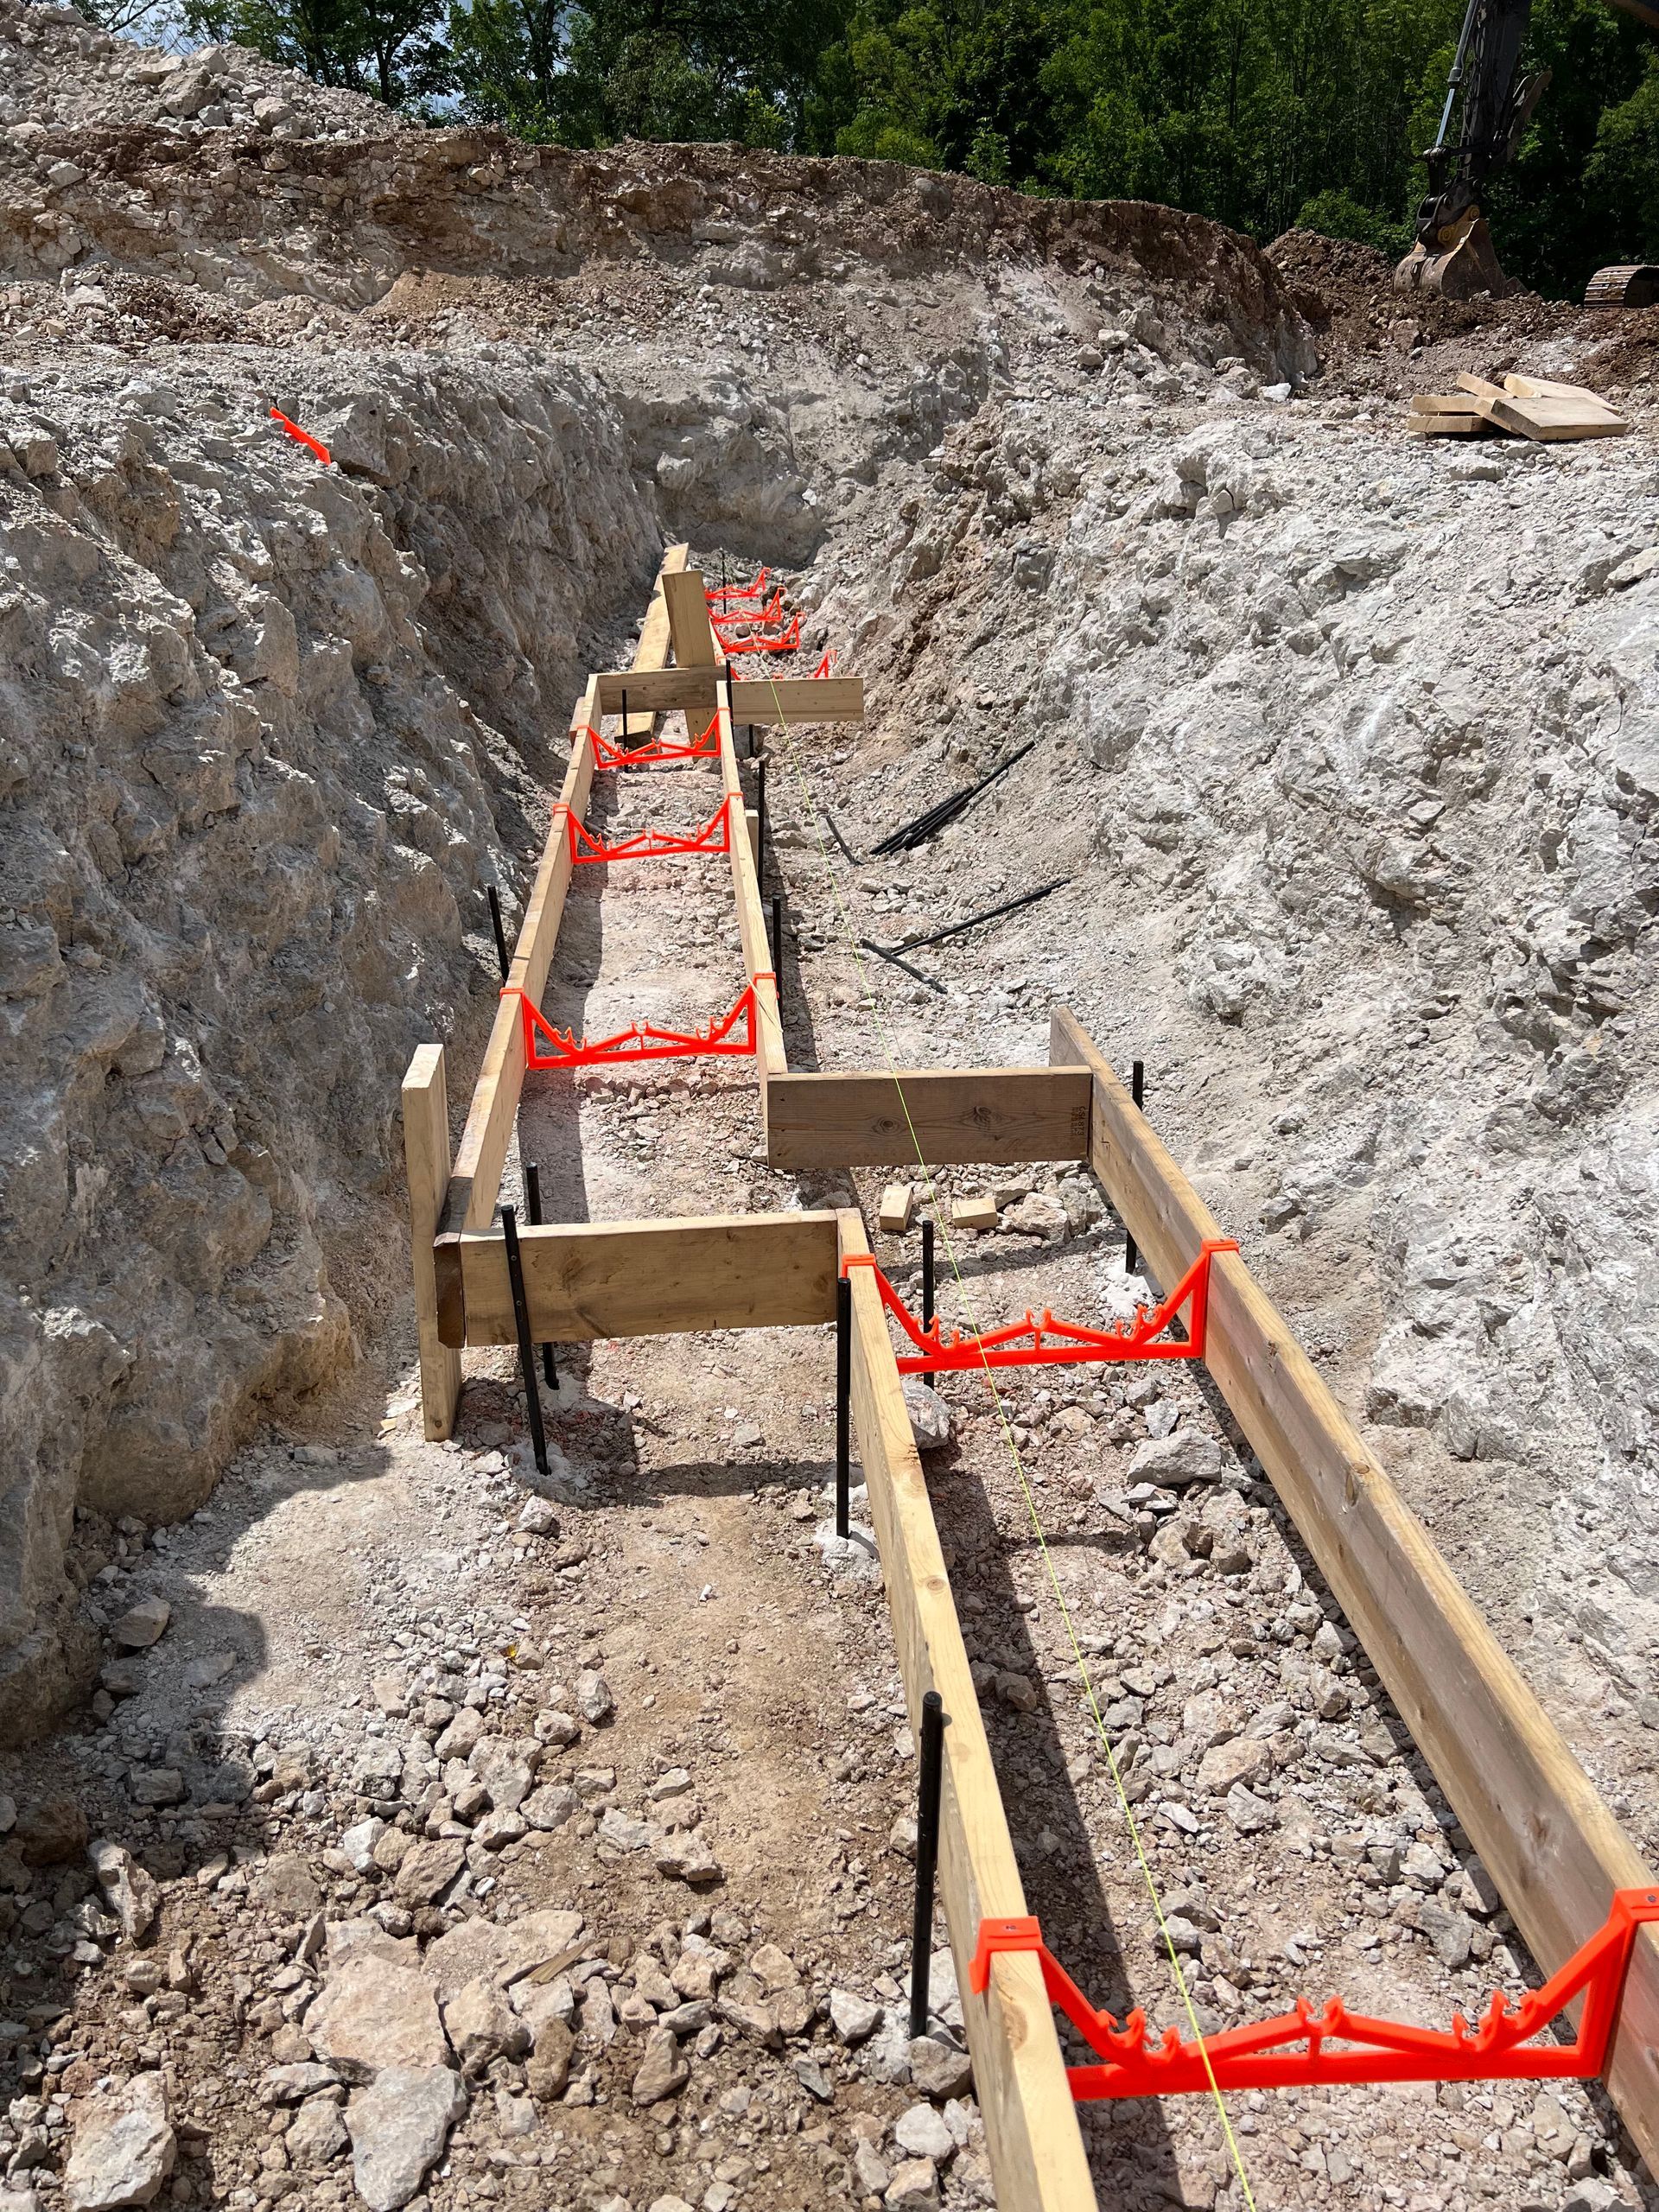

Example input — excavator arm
[1396,0,1659,301]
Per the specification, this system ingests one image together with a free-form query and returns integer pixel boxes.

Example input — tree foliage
[206,0,1659,297]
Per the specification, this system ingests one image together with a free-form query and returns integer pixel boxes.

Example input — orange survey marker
[841,1239,1237,1374]
[269,407,331,466]
[564,795,733,865]
[971,1891,1659,2099]
[706,565,772,606]
[505,982,760,1070]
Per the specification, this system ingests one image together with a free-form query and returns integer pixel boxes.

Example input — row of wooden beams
[717,677,787,1085]
[765,1068,1090,1170]
[837,1206,1096,2209]
[1048,1003,1659,2174]
[440,1211,838,1346]
[420,551,685,1397]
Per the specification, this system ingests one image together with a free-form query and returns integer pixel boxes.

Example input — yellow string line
[753,664,1260,2212]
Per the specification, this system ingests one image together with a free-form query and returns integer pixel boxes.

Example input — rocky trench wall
[0,353,662,1741]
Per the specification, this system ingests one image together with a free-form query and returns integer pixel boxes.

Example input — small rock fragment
[111,1596,170,1650]
[632,2024,690,2104]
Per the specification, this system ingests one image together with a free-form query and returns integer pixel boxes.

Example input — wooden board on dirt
[1486,391,1628,441]
[1407,407,1487,436]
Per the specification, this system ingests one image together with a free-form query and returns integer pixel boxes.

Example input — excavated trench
[5,4,1659,2204]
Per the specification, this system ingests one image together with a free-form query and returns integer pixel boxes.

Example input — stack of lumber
[1408,372,1629,442]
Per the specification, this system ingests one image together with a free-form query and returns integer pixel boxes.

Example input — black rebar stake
[756,758,768,879]
[909,1690,946,2037]
[1125,1059,1146,1279]
[620,685,630,753]
[836,1275,851,1540]
[922,1217,935,1332]
[770,895,784,1012]
[523,1165,557,1391]
[486,886,510,982]
[500,1206,549,1477]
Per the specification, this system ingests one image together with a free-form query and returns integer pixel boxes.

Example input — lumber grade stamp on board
[1048,1001,1659,2174]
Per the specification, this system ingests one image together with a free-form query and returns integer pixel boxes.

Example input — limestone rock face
[0,351,659,1742]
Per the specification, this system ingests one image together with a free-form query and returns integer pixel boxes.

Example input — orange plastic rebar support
[969,1891,1659,2100]
[840,1240,1238,1374]
[505,982,759,1071]
[564,795,732,865]
[588,712,722,770]
[706,566,772,606]
[716,612,804,656]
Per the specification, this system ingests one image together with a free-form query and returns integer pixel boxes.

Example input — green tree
[184,0,448,100]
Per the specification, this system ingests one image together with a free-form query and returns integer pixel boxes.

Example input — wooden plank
[441,696,596,1244]
[449,1211,839,1345]
[838,1207,1096,2212]
[765,1068,1091,1170]
[723,676,865,727]
[402,1043,461,1440]
[1455,371,1507,399]
[1049,1003,1659,2174]
[1484,392,1628,442]
[716,678,787,1084]
[879,1181,915,1235]
[625,543,687,739]
[593,667,722,716]
[1406,412,1486,437]
[664,568,717,665]
[1409,391,1484,415]
[1503,373,1611,403]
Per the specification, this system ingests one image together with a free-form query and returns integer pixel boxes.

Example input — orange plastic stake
[269,407,331,466]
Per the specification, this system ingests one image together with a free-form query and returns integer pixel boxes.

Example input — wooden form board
[1048,1003,1659,2172]
[716,677,787,1084]
[626,543,687,740]
[725,676,866,727]
[837,1208,1096,2210]
[594,667,723,717]
[664,567,718,664]
[445,1211,838,1346]
[402,1043,461,1440]
[766,1067,1091,1169]
[441,693,597,1243]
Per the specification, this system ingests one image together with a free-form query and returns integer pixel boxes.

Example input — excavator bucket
[1395,215,1516,300]
[1585,264,1659,308]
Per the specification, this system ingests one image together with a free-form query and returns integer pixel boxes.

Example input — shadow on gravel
[913,1450,1186,2201]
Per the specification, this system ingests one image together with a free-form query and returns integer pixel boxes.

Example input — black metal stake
[836,1276,851,1540]
[756,759,768,879]
[486,886,510,982]
[771,895,784,1011]
[500,1206,549,1477]
[523,1165,557,1391]
[922,1217,935,1332]
[1125,1059,1146,1279]
[620,686,629,752]
[909,1690,946,2037]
